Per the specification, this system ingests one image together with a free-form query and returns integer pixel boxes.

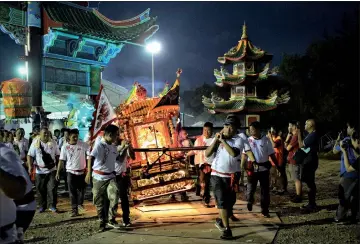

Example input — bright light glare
[18,66,27,75]
[146,41,161,54]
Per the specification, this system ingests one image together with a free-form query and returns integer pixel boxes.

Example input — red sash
[212,169,238,192]
[93,170,114,176]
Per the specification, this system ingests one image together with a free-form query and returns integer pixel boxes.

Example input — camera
[341,138,351,149]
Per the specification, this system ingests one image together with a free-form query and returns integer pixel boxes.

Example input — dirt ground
[25,159,360,244]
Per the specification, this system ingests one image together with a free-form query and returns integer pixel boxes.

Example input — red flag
[90,85,116,140]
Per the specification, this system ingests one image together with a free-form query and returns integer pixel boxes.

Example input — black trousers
[199,167,211,204]
[211,175,236,213]
[116,174,130,223]
[16,210,36,232]
[35,171,57,209]
[67,173,86,211]
[297,164,317,205]
[247,170,270,214]
[336,177,359,221]
[63,162,69,191]
[195,165,201,196]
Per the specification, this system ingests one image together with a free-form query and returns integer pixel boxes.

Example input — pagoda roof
[217,23,273,65]
[42,2,159,44]
[202,91,290,114]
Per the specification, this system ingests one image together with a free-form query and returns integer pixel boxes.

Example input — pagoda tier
[214,24,273,87]
[217,24,273,65]
[202,90,290,114]
[42,2,158,44]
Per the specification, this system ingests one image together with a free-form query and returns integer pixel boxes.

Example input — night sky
[0,1,357,94]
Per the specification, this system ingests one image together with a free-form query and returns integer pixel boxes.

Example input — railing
[319,132,334,152]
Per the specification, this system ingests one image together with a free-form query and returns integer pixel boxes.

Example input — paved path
[71,193,280,244]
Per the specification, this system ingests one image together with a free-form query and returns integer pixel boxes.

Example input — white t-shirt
[246,136,275,171]
[28,139,60,174]
[14,138,29,160]
[193,135,215,165]
[210,137,250,177]
[0,143,27,243]
[60,141,89,175]
[90,140,117,181]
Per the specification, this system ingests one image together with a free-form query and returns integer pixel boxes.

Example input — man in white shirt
[56,129,89,217]
[27,127,60,213]
[58,128,70,192]
[242,121,280,218]
[14,128,29,164]
[115,130,135,227]
[205,116,255,240]
[187,122,215,207]
[0,143,27,244]
[86,125,120,232]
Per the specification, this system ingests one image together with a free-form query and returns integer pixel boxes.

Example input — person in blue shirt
[335,131,359,223]
[333,121,356,156]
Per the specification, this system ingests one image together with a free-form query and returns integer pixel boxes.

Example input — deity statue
[64,103,79,129]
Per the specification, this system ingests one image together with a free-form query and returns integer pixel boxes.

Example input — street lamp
[146,41,161,97]
[18,66,28,80]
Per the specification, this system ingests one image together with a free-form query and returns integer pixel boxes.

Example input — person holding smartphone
[335,132,359,223]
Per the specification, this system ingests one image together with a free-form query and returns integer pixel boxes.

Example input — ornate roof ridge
[56,1,92,12]
[93,8,152,28]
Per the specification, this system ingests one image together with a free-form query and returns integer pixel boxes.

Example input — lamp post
[18,66,28,80]
[145,42,161,97]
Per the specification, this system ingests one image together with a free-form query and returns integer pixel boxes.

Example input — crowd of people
[188,116,359,240]
[0,116,359,242]
[0,125,135,243]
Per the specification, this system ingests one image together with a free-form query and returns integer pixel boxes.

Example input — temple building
[202,23,289,125]
[0,2,158,131]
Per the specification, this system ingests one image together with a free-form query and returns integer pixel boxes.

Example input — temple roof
[42,2,159,44]
[217,23,273,65]
[202,91,290,114]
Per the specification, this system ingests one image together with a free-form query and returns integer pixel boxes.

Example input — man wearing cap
[206,116,255,240]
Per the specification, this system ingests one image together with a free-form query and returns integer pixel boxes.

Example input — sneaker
[220,228,233,240]
[38,208,45,213]
[261,212,270,218]
[247,203,253,211]
[215,218,225,231]
[78,205,85,212]
[107,219,121,229]
[123,222,132,227]
[291,195,302,203]
[301,204,317,211]
[70,210,79,217]
[49,207,57,213]
[98,222,106,232]
[230,215,240,222]
[204,203,212,208]
[181,195,189,202]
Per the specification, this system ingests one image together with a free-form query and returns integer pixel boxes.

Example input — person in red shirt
[284,121,301,201]
[268,126,287,194]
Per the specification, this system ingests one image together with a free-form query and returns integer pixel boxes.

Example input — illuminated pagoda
[0,2,158,127]
[202,23,290,116]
